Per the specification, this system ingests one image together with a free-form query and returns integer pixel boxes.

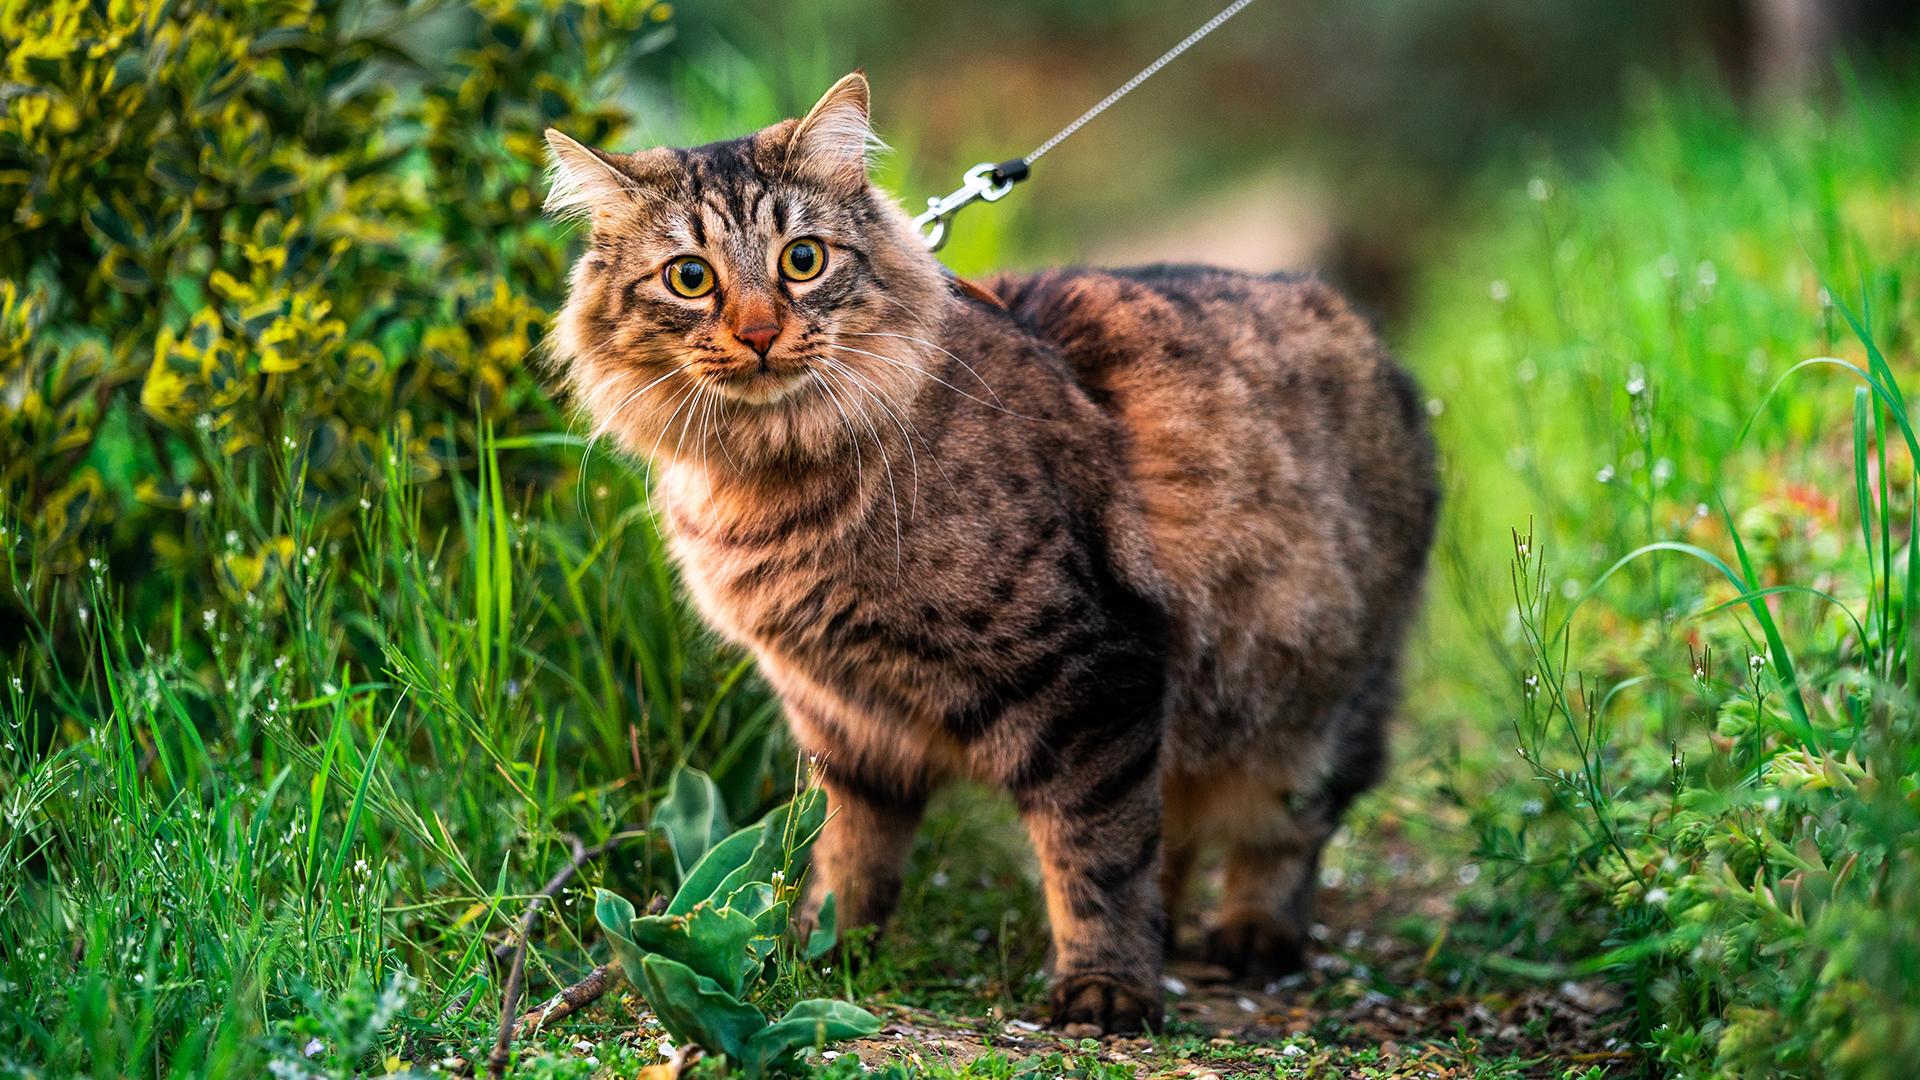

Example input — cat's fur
[544,73,1438,1035]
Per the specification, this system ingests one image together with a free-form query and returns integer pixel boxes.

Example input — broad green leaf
[669,828,762,915]
[742,999,882,1077]
[653,766,731,879]
[637,955,764,1061]
[593,889,650,985]
[706,823,783,914]
[628,904,757,996]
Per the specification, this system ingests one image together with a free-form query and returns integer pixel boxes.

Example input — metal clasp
[911,162,1018,252]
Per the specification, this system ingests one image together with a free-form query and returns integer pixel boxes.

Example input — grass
[5,51,1920,1080]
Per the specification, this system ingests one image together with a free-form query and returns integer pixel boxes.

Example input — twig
[512,963,621,1038]
[486,830,644,1079]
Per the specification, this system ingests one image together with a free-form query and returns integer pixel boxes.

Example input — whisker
[820,343,1043,420]
[818,355,937,517]
[815,365,902,566]
[808,369,866,498]
[844,331,1005,407]
[641,379,706,516]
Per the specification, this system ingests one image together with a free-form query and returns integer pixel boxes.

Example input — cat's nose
[732,322,781,357]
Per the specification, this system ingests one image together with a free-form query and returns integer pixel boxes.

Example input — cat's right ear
[543,129,645,222]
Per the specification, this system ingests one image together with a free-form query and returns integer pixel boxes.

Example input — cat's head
[544,73,948,470]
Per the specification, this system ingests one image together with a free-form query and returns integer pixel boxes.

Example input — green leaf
[741,999,882,1078]
[652,766,731,879]
[593,889,650,985]
[701,788,829,915]
[629,904,757,996]
[637,955,764,1061]
[705,824,784,915]
[669,827,762,915]
[805,892,838,961]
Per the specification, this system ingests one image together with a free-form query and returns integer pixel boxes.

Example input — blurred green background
[6,1,1920,1077]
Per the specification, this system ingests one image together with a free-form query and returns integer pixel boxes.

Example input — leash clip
[912,160,1027,252]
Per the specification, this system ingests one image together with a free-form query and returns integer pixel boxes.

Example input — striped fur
[544,75,1439,1035]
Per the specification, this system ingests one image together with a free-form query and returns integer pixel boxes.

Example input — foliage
[597,769,876,1076]
[0,0,668,619]
[1409,78,1920,1075]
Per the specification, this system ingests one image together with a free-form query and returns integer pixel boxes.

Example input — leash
[910,0,1261,251]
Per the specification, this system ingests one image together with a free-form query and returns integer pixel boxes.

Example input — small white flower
[1488,279,1511,302]
[1645,888,1669,905]
[1596,464,1615,483]
[1749,653,1768,672]
[359,497,373,511]
[304,1038,325,1058]
[9,676,20,693]
[1527,177,1552,202]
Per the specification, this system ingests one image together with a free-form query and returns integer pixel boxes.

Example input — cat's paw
[1203,914,1307,978]
[1049,973,1164,1037]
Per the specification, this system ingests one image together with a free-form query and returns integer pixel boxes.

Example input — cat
[543,72,1438,1035]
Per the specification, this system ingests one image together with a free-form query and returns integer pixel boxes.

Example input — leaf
[652,766,730,879]
[806,892,838,961]
[705,823,784,915]
[741,999,882,1077]
[594,889,651,985]
[637,955,764,1061]
[628,904,757,996]
[668,828,762,916]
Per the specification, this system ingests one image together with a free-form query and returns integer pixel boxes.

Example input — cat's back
[990,265,1437,752]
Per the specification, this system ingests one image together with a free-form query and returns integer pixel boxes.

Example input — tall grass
[1406,74,1920,1074]
[0,421,785,1075]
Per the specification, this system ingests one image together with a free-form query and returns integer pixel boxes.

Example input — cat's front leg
[799,758,928,942]
[1015,726,1168,1036]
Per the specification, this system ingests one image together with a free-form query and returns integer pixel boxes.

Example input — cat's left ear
[787,72,882,184]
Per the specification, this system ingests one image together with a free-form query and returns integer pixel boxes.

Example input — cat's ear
[543,129,645,221]
[786,72,883,184]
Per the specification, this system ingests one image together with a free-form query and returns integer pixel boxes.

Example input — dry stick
[486,830,645,1079]
[511,963,621,1038]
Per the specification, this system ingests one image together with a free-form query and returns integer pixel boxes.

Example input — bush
[1,0,670,626]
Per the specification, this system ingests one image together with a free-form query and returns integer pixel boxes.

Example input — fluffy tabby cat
[544,73,1438,1035]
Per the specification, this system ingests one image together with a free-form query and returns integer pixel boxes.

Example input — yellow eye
[780,238,826,282]
[664,257,715,298]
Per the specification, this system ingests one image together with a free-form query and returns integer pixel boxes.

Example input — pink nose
[733,322,780,356]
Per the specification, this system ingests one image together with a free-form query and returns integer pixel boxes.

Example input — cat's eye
[663,257,716,298]
[779,238,826,282]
